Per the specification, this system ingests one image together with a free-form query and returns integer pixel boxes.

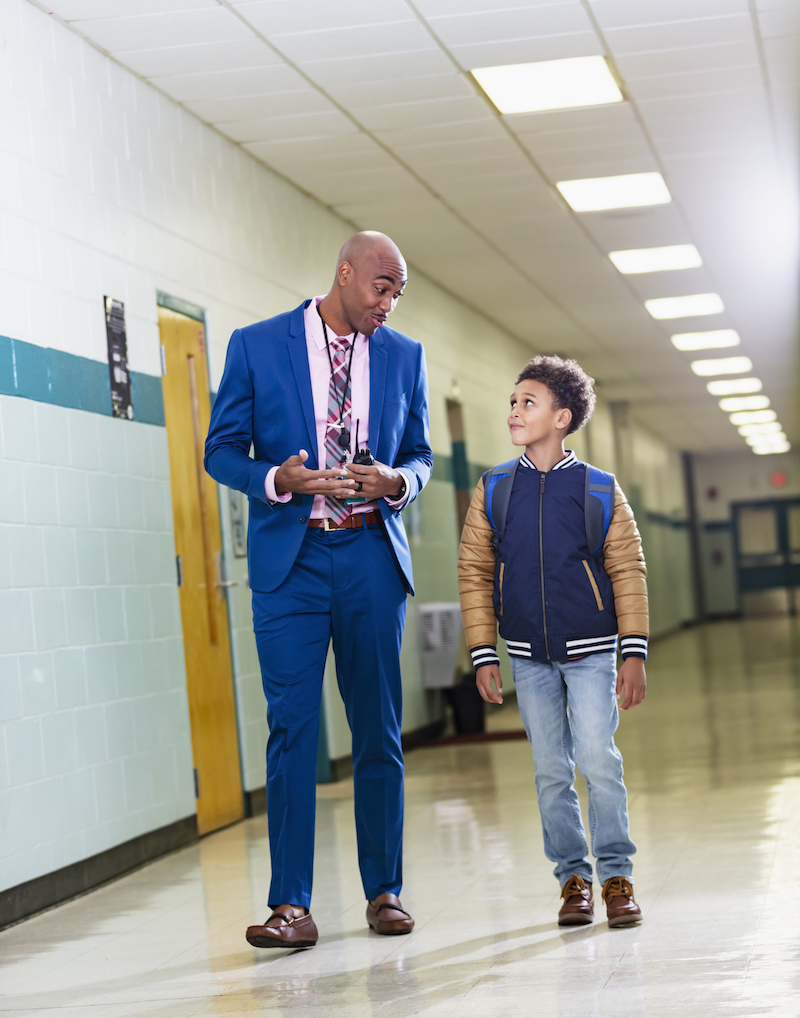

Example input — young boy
[458,355,648,927]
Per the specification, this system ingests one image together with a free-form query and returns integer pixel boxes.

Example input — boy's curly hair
[516,355,596,434]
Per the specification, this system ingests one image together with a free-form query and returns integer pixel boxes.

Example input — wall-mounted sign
[104,296,133,420]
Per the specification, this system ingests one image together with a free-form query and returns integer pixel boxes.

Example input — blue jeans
[511,651,636,887]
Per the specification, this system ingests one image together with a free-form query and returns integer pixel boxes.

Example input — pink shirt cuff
[265,465,292,504]
[384,469,412,510]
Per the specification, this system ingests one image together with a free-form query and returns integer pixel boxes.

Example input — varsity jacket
[457,451,649,669]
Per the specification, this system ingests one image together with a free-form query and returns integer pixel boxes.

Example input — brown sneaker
[602,877,642,927]
[558,875,594,926]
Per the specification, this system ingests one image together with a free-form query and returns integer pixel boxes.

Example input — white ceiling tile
[222,108,357,143]
[72,8,251,52]
[349,96,490,132]
[47,0,215,18]
[270,21,435,63]
[325,73,473,108]
[233,0,415,35]
[534,151,658,180]
[625,65,764,100]
[427,5,594,48]
[373,117,505,151]
[589,0,749,29]
[614,40,760,78]
[185,90,332,124]
[447,32,601,69]
[243,133,393,173]
[414,0,578,15]
[291,167,430,206]
[518,122,647,154]
[300,49,455,86]
[758,8,800,36]
[114,39,277,78]
[637,88,769,121]
[507,99,639,137]
[604,15,754,54]
[151,64,307,103]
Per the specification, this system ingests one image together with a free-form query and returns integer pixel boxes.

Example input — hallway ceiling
[37,0,799,452]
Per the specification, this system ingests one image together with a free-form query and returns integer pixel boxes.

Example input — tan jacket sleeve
[457,477,499,650]
[603,482,649,638]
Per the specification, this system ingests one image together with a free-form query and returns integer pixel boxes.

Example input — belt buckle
[323,517,332,532]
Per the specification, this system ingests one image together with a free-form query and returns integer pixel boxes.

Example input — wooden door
[158,307,243,835]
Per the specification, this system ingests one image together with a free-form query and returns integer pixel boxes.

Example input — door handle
[215,580,238,588]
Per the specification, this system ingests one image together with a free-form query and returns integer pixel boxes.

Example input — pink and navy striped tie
[323,335,353,524]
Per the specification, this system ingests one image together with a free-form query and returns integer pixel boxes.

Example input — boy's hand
[616,656,646,710]
[476,664,503,704]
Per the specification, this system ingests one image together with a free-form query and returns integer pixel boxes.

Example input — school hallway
[1,614,798,1018]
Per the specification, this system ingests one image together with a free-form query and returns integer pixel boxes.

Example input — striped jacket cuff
[620,635,648,660]
[470,645,500,670]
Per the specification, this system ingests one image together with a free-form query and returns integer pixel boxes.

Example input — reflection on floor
[2,617,800,1017]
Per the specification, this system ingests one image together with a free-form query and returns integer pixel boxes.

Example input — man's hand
[274,450,357,498]
[616,656,646,710]
[345,461,405,501]
[476,664,503,704]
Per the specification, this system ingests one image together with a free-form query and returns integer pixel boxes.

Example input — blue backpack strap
[482,458,519,542]
[584,464,615,559]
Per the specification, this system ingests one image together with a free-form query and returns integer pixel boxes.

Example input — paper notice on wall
[104,296,134,420]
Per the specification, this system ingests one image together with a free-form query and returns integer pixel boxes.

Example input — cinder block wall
[0,0,693,894]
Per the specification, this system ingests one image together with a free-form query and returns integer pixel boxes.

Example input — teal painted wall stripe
[0,335,164,426]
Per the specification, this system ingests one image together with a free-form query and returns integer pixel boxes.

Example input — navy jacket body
[204,300,433,594]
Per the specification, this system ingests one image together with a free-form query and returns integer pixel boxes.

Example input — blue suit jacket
[204,300,433,594]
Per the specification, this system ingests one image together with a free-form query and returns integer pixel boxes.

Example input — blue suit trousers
[252,525,408,910]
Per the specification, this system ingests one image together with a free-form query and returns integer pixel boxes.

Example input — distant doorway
[733,498,800,615]
[158,304,244,835]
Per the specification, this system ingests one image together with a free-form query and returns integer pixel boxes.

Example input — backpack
[483,458,615,561]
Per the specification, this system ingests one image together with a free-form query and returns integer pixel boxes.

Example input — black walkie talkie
[346,420,373,505]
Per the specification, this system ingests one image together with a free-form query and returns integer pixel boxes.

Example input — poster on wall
[104,296,134,420]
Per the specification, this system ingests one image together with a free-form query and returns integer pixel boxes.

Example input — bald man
[205,233,432,948]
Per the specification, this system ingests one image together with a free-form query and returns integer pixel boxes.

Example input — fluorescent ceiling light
[719,395,771,412]
[557,172,671,212]
[729,410,777,425]
[746,432,786,446]
[691,356,752,376]
[471,55,623,115]
[738,422,783,436]
[645,293,724,319]
[752,441,791,455]
[707,378,762,395]
[609,245,702,274]
[671,330,740,351]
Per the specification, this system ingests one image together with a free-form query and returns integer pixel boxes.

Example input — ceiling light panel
[719,396,771,412]
[557,172,671,211]
[670,330,740,351]
[738,423,783,436]
[706,378,762,395]
[729,410,777,425]
[471,56,622,115]
[690,356,752,376]
[745,432,786,446]
[609,245,702,274]
[645,293,724,319]
[752,442,791,455]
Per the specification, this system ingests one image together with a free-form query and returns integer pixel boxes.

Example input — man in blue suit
[205,232,432,949]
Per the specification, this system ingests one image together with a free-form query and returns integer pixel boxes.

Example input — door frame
[732,496,800,607]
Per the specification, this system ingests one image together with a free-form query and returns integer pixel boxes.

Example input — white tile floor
[2,617,800,1017]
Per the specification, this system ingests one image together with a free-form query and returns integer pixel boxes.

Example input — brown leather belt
[307,509,382,531]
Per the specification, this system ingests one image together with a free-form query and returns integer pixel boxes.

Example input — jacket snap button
[299,516,307,523]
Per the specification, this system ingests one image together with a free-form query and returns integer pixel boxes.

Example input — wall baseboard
[0,815,198,932]
[243,717,449,809]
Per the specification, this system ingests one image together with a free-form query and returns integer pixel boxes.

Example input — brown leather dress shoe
[558,875,594,925]
[602,877,642,927]
[366,893,415,935]
[246,907,318,949]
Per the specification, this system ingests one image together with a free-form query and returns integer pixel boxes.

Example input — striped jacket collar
[520,450,578,472]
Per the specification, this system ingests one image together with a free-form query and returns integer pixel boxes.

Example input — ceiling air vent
[418,603,462,689]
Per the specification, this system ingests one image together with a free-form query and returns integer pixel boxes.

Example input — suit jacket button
[299,516,307,523]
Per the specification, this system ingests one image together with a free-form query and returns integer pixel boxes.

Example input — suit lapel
[368,328,387,455]
[287,302,318,467]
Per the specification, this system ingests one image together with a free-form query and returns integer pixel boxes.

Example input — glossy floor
[2,617,800,1017]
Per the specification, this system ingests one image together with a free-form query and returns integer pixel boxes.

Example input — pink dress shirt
[265,297,411,517]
